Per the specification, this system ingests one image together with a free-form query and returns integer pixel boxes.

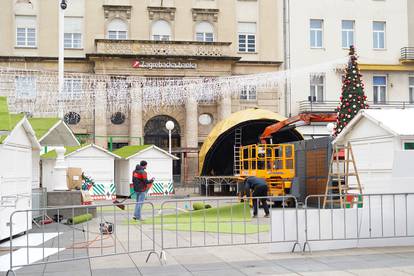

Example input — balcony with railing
[94,39,235,58]
[299,100,414,113]
[400,47,414,62]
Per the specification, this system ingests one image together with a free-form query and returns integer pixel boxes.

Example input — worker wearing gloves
[243,176,270,218]
[132,160,154,221]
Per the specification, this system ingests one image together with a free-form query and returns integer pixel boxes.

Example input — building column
[129,83,143,145]
[185,96,198,183]
[218,93,232,121]
[53,147,68,190]
[94,80,107,149]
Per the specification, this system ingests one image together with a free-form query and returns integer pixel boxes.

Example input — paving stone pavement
[2,245,414,276]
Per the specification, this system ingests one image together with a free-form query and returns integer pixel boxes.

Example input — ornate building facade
[0,0,284,183]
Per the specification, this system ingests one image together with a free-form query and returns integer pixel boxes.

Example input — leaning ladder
[323,143,363,208]
[233,127,242,175]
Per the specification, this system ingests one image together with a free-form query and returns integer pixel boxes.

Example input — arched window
[151,20,171,41]
[107,19,128,40]
[195,21,214,42]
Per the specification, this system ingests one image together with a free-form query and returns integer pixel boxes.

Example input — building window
[310,19,323,48]
[151,20,171,41]
[64,17,83,49]
[373,21,385,49]
[107,18,128,40]
[15,76,36,99]
[240,85,257,100]
[15,15,36,47]
[198,113,213,125]
[404,142,414,150]
[342,20,354,48]
[64,33,82,49]
[373,76,386,104]
[238,22,256,52]
[62,78,82,99]
[111,112,126,125]
[195,21,214,42]
[64,112,81,125]
[409,77,414,103]
[310,75,324,102]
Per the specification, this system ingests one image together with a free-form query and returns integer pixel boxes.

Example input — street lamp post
[165,120,175,154]
[58,0,67,119]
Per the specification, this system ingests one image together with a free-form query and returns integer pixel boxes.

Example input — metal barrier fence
[6,201,160,276]
[303,193,414,252]
[5,192,414,274]
[158,195,301,261]
[31,188,47,225]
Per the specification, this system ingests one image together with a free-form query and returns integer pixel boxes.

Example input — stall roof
[334,109,414,144]
[41,144,120,159]
[0,97,41,149]
[113,145,179,160]
[30,118,79,146]
[0,97,78,146]
[0,97,11,132]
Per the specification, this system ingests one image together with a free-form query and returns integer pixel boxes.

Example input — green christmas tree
[335,46,368,135]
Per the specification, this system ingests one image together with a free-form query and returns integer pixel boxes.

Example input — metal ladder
[323,143,363,208]
[233,127,242,175]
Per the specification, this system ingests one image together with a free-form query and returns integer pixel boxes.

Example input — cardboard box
[67,167,83,190]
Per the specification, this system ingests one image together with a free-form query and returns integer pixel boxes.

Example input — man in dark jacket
[244,176,270,218]
[132,160,154,220]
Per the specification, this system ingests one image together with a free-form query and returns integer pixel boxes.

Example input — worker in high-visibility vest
[243,176,270,218]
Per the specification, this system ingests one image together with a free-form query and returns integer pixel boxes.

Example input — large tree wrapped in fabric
[335,46,368,135]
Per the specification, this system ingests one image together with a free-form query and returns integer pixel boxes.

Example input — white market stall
[41,144,119,200]
[0,97,41,239]
[114,145,179,197]
[28,117,79,189]
[333,109,414,194]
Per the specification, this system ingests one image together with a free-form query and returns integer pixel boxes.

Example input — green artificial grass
[112,145,151,159]
[9,114,24,128]
[99,204,158,212]
[145,202,252,224]
[41,144,90,159]
[161,223,269,234]
[28,117,60,139]
[0,96,11,131]
[122,203,270,234]
[123,203,252,224]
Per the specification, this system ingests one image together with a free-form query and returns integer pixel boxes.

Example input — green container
[67,213,93,224]
[193,202,205,210]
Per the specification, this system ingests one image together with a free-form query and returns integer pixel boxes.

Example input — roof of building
[0,97,41,149]
[334,109,414,143]
[113,144,179,160]
[112,145,151,159]
[28,117,61,139]
[41,144,119,159]
[0,96,11,132]
[0,97,78,146]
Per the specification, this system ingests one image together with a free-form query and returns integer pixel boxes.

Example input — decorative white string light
[0,58,346,116]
